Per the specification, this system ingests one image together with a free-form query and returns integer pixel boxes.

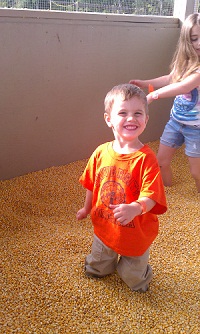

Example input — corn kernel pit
[0,141,199,333]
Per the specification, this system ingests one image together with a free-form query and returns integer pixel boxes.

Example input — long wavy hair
[170,13,200,82]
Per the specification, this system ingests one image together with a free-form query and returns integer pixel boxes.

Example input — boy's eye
[118,112,126,116]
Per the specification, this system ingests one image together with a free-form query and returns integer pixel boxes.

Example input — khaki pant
[85,234,153,292]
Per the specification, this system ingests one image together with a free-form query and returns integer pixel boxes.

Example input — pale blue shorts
[160,117,200,158]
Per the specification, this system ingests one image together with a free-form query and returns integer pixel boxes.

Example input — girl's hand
[129,79,147,88]
[76,208,88,220]
[109,203,141,226]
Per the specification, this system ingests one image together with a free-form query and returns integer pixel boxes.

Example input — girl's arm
[76,189,93,220]
[147,72,200,104]
[129,74,172,89]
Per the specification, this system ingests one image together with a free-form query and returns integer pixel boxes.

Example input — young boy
[76,84,167,292]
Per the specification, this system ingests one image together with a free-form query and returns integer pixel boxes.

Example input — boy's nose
[127,115,135,121]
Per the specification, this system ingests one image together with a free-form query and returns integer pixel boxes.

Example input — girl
[130,13,200,192]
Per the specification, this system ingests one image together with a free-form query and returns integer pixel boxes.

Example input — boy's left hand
[109,203,140,226]
[147,93,154,104]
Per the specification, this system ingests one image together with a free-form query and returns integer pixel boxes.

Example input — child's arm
[147,72,200,104]
[76,189,93,220]
[129,74,171,89]
[109,197,156,226]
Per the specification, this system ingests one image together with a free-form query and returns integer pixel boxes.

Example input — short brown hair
[104,83,148,115]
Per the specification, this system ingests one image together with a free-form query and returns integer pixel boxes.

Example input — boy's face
[104,95,148,143]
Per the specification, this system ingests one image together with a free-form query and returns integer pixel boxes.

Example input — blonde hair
[104,83,148,115]
[171,13,200,82]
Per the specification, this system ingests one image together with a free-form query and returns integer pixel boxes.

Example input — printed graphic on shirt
[101,181,125,206]
[94,165,140,196]
[172,88,199,121]
[93,166,139,229]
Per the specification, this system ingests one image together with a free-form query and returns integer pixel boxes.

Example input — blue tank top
[171,72,200,127]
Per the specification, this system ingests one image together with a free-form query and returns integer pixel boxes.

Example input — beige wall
[0,9,180,180]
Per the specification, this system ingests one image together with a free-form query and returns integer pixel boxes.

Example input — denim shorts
[160,117,200,158]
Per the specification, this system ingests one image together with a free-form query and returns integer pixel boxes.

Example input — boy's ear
[104,113,112,127]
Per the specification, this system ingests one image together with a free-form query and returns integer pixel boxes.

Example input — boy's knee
[85,236,118,277]
[85,256,107,278]
[117,262,152,289]
[116,255,153,291]
[85,253,117,277]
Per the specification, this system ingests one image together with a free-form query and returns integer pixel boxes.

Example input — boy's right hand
[76,208,88,220]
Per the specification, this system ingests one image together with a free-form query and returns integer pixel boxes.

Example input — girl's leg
[116,248,153,292]
[85,234,118,278]
[157,143,177,186]
[188,157,200,192]
[158,118,184,186]
[184,126,200,193]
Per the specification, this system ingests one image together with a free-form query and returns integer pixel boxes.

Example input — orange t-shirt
[79,142,167,256]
